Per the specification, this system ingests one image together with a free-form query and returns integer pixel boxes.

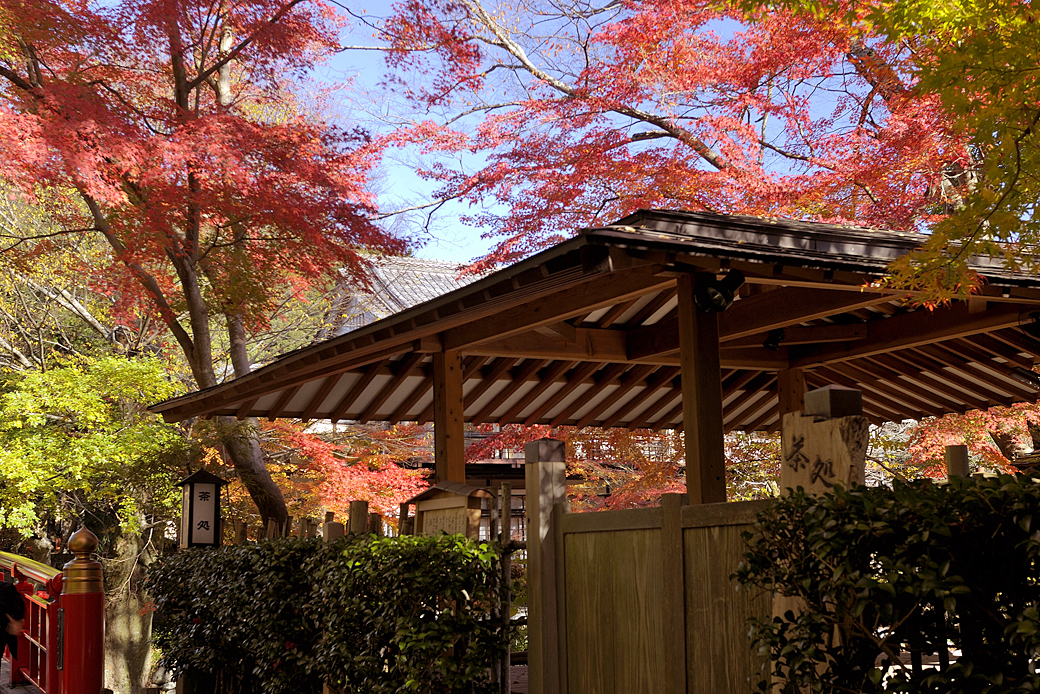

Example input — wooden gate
[525,441,771,694]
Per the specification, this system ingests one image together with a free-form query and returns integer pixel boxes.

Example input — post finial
[67,526,99,559]
[63,526,103,595]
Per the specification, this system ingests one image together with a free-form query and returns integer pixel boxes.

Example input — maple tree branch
[631,130,671,142]
[373,196,453,220]
[187,0,307,93]
[462,0,730,170]
[0,65,37,93]
[78,190,196,361]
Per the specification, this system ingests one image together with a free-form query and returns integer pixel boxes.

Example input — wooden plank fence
[526,440,771,694]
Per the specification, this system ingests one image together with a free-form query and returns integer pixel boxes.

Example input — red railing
[0,528,105,694]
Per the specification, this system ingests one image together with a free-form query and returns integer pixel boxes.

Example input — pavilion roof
[151,210,1040,432]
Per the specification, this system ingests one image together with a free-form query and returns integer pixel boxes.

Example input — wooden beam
[806,372,903,424]
[631,386,681,430]
[790,302,1026,368]
[359,352,425,422]
[626,288,677,327]
[992,328,1040,361]
[463,355,489,379]
[388,375,433,423]
[652,400,686,432]
[627,288,890,361]
[827,362,948,416]
[462,358,518,409]
[918,343,1036,400]
[777,369,805,415]
[723,323,868,348]
[722,370,762,399]
[743,400,779,433]
[533,321,577,341]
[960,334,1035,370]
[596,298,637,328]
[444,266,673,349]
[433,350,465,483]
[678,274,726,504]
[266,383,302,421]
[473,326,787,369]
[863,354,988,411]
[893,349,1013,407]
[815,366,929,420]
[723,374,776,422]
[235,398,259,420]
[470,328,628,362]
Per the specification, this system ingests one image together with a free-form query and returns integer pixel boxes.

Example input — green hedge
[735,475,1040,693]
[147,535,504,694]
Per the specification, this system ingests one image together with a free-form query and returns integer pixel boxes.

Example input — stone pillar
[780,386,868,495]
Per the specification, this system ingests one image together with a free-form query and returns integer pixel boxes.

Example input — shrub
[735,475,1040,693]
[147,534,503,694]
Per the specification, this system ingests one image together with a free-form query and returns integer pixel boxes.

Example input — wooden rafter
[576,364,656,428]
[602,367,681,428]
[330,359,388,423]
[497,360,575,424]
[473,359,547,424]
[360,352,425,422]
[524,361,602,426]
[551,363,630,426]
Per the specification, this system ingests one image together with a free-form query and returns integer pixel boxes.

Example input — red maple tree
[0,0,406,521]
[376,0,967,270]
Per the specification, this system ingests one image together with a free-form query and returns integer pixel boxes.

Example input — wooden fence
[525,440,771,694]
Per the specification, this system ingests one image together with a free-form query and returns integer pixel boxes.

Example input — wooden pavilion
[151,210,1040,503]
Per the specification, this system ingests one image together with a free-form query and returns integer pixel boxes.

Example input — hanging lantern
[177,470,227,548]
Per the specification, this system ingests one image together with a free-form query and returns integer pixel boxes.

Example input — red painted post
[47,574,63,694]
[59,527,105,694]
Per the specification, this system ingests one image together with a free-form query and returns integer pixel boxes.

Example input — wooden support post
[525,439,568,694]
[660,493,688,694]
[434,349,466,483]
[677,274,726,504]
[399,503,413,536]
[777,368,805,416]
[501,481,513,694]
[945,445,970,477]
[369,513,383,537]
[349,500,369,535]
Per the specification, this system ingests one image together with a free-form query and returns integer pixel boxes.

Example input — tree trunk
[221,312,288,524]
[220,415,287,524]
[102,518,157,694]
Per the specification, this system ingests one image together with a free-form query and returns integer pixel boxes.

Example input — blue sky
[317,3,497,265]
